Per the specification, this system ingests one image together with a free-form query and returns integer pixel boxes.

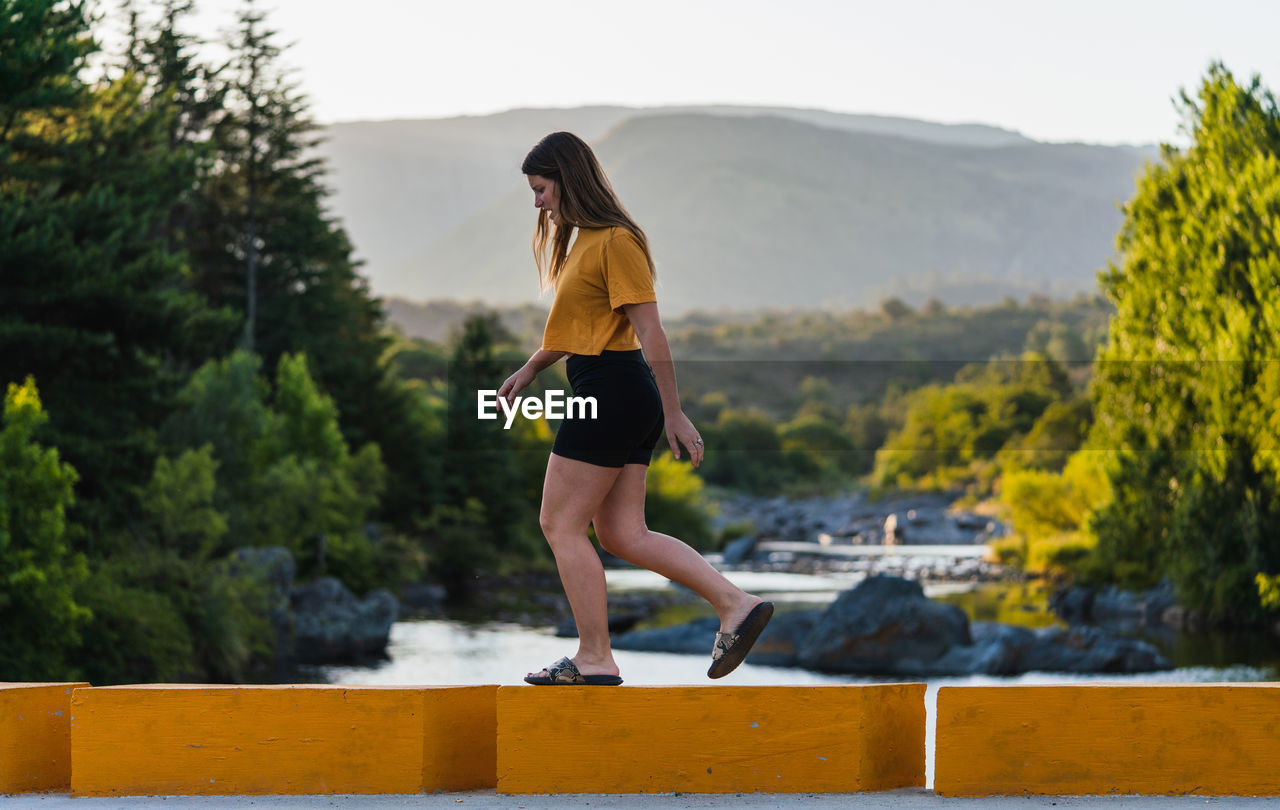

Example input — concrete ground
[3,790,1278,809]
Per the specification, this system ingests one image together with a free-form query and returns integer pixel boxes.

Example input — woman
[498,132,773,686]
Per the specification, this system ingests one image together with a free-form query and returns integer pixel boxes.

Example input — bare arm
[499,349,567,407]
[624,301,704,467]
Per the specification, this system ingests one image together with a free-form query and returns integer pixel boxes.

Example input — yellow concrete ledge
[70,684,496,796]
[935,684,1280,797]
[0,682,90,793]
[497,684,925,794]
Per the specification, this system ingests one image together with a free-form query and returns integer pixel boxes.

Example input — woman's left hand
[665,411,704,468]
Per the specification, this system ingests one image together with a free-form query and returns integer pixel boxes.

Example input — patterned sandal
[524,656,623,686]
[708,601,775,679]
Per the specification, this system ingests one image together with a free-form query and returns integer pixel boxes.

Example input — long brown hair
[521,131,655,291]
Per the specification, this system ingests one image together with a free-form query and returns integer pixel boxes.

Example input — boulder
[610,609,823,669]
[399,582,447,615]
[1052,579,1182,630]
[720,534,759,566]
[745,609,822,667]
[1018,625,1169,673]
[1139,580,1179,624]
[612,616,719,655]
[930,622,1034,675]
[227,546,296,663]
[556,613,645,638]
[1050,584,1096,624]
[1090,586,1146,623]
[291,577,398,664]
[796,576,971,673]
[607,575,1172,676]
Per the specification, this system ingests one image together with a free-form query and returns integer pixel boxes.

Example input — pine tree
[119,0,231,256]
[433,316,542,595]
[1,0,232,540]
[184,0,441,530]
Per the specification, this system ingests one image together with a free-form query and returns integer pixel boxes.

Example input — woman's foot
[524,655,623,686]
[526,651,620,681]
[708,599,774,679]
[717,592,765,635]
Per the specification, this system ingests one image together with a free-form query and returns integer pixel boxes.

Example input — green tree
[997,396,1092,473]
[74,546,273,684]
[250,353,386,580]
[140,444,228,560]
[158,350,388,590]
[1088,64,1280,620]
[179,0,437,533]
[0,377,91,680]
[1,0,234,540]
[0,0,92,137]
[779,414,861,479]
[873,355,1071,490]
[699,408,788,493]
[879,297,914,321]
[432,316,543,595]
[118,0,231,256]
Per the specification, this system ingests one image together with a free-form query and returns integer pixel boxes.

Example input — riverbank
[386,487,1280,681]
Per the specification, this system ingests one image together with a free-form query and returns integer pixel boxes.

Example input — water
[321,570,1278,789]
[604,566,976,602]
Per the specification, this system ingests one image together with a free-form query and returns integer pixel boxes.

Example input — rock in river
[796,575,971,673]
[612,610,823,668]
[291,577,398,664]
[610,574,1171,676]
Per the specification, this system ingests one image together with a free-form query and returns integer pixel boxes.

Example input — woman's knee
[538,507,566,540]
[594,518,644,557]
[539,505,589,548]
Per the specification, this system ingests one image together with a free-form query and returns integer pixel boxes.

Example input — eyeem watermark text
[477,390,598,429]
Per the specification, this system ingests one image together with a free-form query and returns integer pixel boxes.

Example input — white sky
[110,0,1280,145]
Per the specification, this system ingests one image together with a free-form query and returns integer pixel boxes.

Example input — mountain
[315,106,1153,314]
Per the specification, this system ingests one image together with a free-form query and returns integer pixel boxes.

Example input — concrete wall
[0,683,88,793]
[4,681,1279,797]
[497,684,925,793]
[70,684,496,796]
[935,684,1280,797]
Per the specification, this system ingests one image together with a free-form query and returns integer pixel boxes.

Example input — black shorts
[551,349,664,468]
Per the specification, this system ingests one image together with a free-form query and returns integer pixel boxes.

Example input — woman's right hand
[497,364,536,407]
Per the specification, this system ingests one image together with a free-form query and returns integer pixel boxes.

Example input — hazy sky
[120,0,1280,145]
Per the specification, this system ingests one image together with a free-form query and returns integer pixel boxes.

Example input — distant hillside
[318,106,1154,314]
[318,104,1034,277]
[384,296,1114,419]
[382,297,548,345]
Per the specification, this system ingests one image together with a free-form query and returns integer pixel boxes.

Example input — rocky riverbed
[713,490,1008,547]
[611,575,1171,676]
[543,491,1172,676]
[709,490,1014,586]
[390,491,1274,676]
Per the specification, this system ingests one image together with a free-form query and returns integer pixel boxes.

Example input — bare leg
[528,453,625,679]
[593,464,762,633]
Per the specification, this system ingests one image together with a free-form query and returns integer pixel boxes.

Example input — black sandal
[524,656,623,686]
[707,601,774,679]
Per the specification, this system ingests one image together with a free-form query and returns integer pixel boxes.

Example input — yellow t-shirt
[541,226,657,355]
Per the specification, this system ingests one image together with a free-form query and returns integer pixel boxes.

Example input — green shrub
[0,377,91,681]
[74,548,274,684]
[645,453,714,551]
[1025,532,1096,572]
[987,536,1026,567]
